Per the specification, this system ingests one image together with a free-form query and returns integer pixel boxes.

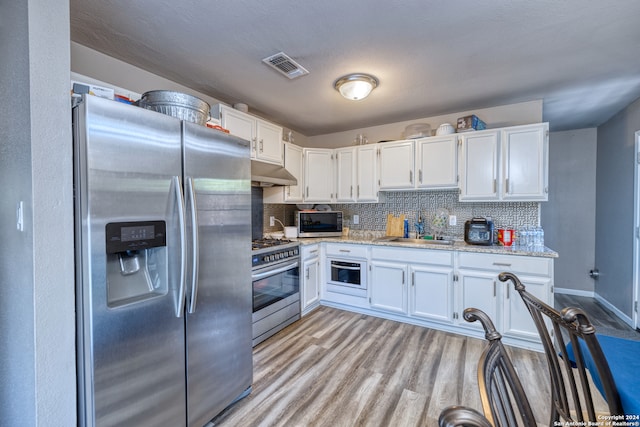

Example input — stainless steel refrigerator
[73,95,252,427]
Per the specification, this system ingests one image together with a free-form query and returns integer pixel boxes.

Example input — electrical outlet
[449,215,457,226]
[353,215,359,225]
[269,216,275,227]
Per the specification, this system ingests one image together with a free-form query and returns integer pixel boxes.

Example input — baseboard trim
[594,293,635,328]
[554,287,595,298]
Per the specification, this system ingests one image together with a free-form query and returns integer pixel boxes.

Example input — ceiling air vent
[262,52,309,80]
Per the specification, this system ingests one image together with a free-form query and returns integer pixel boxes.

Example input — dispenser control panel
[106,221,166,254]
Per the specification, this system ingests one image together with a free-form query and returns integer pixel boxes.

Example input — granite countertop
[295,235,558,258]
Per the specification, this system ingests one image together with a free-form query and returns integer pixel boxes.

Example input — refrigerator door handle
[174,175,188,318]
[186,176,200,314]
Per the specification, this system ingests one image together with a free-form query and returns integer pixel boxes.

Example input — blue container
[403,219,409,238]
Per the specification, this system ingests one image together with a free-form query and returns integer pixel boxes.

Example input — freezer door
[74,96,187,427]
[182,121,253,427]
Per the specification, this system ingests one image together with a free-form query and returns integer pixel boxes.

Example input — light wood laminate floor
[211,306,550,426]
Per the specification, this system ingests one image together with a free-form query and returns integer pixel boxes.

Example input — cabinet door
[502,123,548,201]
[456,269,498,332]
[415,135,459,189]
[302,257,320,313]
[283,142,304,202]
[370,261,407,314]
[378,141,415,189]
[335,147,357,202]
[356,145,378,202]
[502,275,551,341]
[410,265,454,324]
[459,131,499,201]
[255,119,283,165]
[220,107,256,156]
[304,148,334,202]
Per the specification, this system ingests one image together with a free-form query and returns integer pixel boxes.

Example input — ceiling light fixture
[334,73,378,101]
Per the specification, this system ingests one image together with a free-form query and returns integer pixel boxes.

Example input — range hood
[251,159,297,187]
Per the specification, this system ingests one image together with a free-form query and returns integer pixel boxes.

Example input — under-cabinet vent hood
[251,160,297,187]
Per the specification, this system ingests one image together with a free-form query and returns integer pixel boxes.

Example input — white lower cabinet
[410,265,454,324]
[455,269,499,333]
[369,261,408,314]
[502,274,551,340]
[456,252,553,346]
[301,245,321,314]
[314,242,553,350]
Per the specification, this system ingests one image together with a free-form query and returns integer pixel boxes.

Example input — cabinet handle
[306,186,309,197]
[338,249,351,253]
[493,179,497,193]
[492,262,512,267]
[350,185,353,198]
[419,169,423,183]
[310,250,318,255]
[409,170,413,184]
[412,271,415,287]
[306,267,310,280]
[507,285,510,299]
[357,185,360,198]
[402,270,405,285]
[259,139,264,153]
[493,281,496,297]
[506,178,510,193]
[252,137,257,151]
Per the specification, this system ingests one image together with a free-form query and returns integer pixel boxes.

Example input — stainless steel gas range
[251,239,300,346]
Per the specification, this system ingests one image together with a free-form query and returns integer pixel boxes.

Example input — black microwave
[296,211,343,237]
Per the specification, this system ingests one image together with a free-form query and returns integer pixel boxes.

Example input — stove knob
[262,255,269,262]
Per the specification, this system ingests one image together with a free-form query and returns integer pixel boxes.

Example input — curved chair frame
[439,308,537,427]
[499,271,623,424]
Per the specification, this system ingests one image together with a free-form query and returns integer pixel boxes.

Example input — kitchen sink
[373,236,454,246]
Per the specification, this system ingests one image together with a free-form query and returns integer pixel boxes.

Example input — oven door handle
[332,264,361,271]
[252,261,299,280]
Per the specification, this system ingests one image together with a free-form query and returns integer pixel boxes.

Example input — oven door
[252,260,300,312]
[326,258,367,297]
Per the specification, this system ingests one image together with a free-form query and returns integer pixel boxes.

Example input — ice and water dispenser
[105,220,168,306]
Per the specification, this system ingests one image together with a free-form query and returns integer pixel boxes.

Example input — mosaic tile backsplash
[264,190,540,240]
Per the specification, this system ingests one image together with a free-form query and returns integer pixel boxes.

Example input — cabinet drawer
[325,243,368,259]
[301,244,320,260]
[371,246,453,266]
[458,252,551,276]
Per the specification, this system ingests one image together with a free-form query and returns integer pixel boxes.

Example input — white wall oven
[326,258,367,297]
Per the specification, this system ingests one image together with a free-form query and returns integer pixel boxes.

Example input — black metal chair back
[439,308,537,427]
[498,271,623,424]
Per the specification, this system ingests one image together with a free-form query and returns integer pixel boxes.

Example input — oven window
[330,261,362,286]
[252,265,300,312]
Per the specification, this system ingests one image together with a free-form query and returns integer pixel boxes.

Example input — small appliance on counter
[464,217,495,245]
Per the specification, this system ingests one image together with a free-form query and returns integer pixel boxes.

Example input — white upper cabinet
[335,147,357,202]
[378,140,415,189]
[335,145,379,203]
[459,130,500,200]
[459,123,548,202]
[283,142,304,202]
[501,123,549,201]
[214,104,283,165]
[356,145,378,202]
[415,135,459,189]
[303,148,334,203]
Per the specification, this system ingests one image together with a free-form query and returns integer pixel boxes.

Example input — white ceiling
[70,0,640,136]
